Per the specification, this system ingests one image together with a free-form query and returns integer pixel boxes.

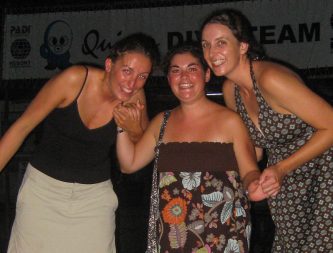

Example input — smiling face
[106,51,152,101]
[201,23,248,78]
[167,52,210,104]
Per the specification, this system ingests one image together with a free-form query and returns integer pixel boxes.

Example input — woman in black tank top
[0,33,159,253]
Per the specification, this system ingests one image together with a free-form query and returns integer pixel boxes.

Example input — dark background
[0,1,332,253]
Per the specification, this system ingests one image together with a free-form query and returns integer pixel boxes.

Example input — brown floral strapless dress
[148,111,251,253]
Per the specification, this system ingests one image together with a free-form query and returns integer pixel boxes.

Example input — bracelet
[117,126,124,133]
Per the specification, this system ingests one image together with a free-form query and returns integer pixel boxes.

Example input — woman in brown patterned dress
[115,42,280,253]
[201,9,333,252]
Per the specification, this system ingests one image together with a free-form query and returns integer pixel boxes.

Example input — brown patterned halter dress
[235,61,333,252]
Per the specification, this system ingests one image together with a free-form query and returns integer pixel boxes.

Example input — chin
[212,68,226,77]
[119,93,133,102]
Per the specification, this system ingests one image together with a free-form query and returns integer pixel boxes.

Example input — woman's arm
[259,64,333,183]
[116,112,163,173]
[0,66,84,172]
[226,112,280,201]
[222,79,237,111]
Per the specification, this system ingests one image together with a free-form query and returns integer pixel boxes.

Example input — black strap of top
[74,65,89,101]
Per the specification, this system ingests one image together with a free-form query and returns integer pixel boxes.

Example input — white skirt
[7,163,118,253]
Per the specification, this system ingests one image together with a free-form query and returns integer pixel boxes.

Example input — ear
[240,42,249,55]
[105,58,113,72]
[205,68,211,83]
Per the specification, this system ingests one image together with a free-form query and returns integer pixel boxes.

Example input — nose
[180,69,190,80]
[127,77,136,89]
[208,45,216,59]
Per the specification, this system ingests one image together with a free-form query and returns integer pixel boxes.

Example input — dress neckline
[75,101,114,131]
[235,61,296,139]
[160,141,233,146]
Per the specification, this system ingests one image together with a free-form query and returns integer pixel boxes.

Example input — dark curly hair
[162,41,209,75]
[201,9,266,60]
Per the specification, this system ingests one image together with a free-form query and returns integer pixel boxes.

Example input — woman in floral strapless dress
[115,42,280,253]
[201,9,333,252]
[156,112,251,253]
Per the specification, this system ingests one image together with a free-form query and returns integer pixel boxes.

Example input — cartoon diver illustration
[40,20,73,70]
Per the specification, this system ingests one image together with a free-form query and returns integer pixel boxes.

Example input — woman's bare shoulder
[212,103,241,123]
[49,65,91,89]
[255,61,301,89]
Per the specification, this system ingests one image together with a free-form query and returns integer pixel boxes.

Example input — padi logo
[9,41,31,67]
[11,39,31,59]
[10,25,31,36]
[9,25,32,60]
[9,25,32,67]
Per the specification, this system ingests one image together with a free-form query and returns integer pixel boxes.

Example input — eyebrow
[214,36,226,41]
[169,62,200,68]
[202,36,226,42]
[121,65,134,74]
[123,64,150,74]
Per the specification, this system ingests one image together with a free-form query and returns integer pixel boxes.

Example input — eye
[138,74,148,80]
[188,67,198,72]
[122,68,132,75]
[49,36,57,46]
[217,40,226,47]
[201,41,209,49]
[169,68,180,75]
[59,36,69,46]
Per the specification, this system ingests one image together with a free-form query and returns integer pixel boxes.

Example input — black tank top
[31,66,117,183]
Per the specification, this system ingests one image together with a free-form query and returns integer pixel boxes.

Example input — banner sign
[2,0,333,79]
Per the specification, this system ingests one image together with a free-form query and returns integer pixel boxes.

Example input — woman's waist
[30,154,111,184]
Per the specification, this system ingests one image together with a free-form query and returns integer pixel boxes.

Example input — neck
[99,73,119,103]
[227,58,253,91]
[177,95,211,119]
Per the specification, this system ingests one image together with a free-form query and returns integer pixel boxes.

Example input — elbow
[314,128,333,148]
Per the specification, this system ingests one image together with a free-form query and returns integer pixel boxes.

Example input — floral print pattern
[158,171,250,252]
[162,197,188,224]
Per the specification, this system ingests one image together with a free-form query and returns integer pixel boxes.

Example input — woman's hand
[247,179,266,201]
[114,100,145,143]
[247,171,281,201]
[259,165,283,198]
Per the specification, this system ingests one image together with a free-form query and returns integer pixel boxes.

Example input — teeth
[122,87,132,94]
[180,83,192,88]
[212,59,225,67]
